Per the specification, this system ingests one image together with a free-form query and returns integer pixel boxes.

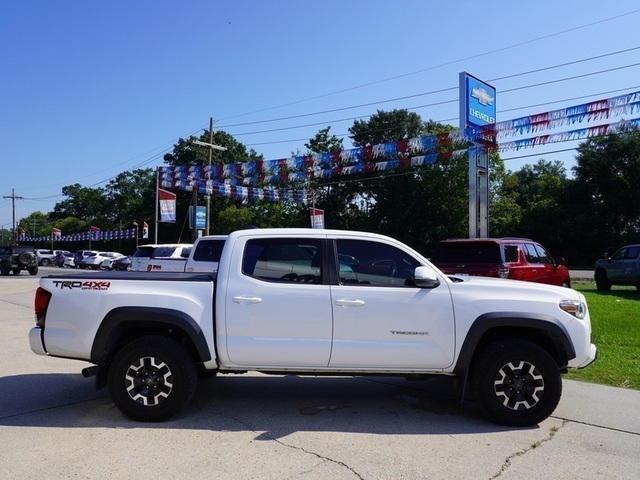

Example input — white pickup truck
[146,236,227,272]
[130,243,193,272]
[30,228,596,426]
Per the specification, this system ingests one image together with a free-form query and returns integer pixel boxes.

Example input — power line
[229,62,640,139]
[242,84,640,148]
[215,8,640,124]
[218,46,640,130]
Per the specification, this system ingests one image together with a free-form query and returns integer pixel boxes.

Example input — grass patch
[564,283,640,390]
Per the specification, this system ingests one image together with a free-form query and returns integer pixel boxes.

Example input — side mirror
[414,266,440,289]
[555,256,566,266]
[603,252,609,260]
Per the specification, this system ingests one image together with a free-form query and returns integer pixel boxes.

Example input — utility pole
[206,117,213,236]
[3,188,24,245]
[193,117,227,237]
[31,218,40,237]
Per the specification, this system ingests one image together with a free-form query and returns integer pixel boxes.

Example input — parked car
[62,253,76,268]
[594,244,640,291]
[84,252,122,270]
[100,254,126,270]
[35,249,70,266]
[111,256,132,271]
[0,245,38,276]
[55,252,75,267]
[430,237,571,287]
[75,250,98,269]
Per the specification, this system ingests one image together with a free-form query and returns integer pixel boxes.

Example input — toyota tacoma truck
[30,228,597,426]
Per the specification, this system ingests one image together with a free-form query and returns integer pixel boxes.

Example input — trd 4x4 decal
[52,280,111,290]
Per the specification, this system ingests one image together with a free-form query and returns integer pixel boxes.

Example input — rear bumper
[29,327,48,356]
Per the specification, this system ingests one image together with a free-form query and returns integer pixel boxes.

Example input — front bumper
[574,343,598,369]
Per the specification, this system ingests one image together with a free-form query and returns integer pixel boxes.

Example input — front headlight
[559,299,586,319]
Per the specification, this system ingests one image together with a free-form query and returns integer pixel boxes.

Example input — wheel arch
[91,307,212,388]
[454,312,575,377]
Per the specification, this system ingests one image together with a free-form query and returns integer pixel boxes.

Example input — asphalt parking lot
[1,273,638,479]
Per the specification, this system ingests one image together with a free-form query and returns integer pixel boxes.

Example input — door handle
[335,298,365,307]
[232,295,262,304]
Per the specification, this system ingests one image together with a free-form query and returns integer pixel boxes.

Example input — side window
[524,243,540,263]
[612,248,627,260]
[533,244,552,264]
[193,240,225,262]
[242,238,322,284]
[336,240,421,287]
[627,247,640,259]
[503,244,519,263]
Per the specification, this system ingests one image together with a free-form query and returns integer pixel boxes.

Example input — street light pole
[192,118,227,237]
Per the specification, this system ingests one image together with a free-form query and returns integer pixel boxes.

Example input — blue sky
[2,1,640,227]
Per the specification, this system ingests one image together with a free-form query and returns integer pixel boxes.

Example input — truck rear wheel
[470,340,561,427]
[108,335,198,422]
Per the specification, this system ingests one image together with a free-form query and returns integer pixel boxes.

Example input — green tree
[305,126,343,153]
[50,184,108,224]
[489,152,522,236]
[343,109,468,254]
[104,168,155,227]
[18,211,51,238]
[573,128,640,251]
[349,109,425,145]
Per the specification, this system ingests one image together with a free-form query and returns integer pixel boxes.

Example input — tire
[18,252,33,267]
[108,336,198,422]
[12,268,21,275]
[595,271,611,291]
[41,258,51,267]
[0,261,9,276]
[470,339,562,427]
[28,266,38,276]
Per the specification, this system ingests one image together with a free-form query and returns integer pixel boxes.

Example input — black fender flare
[90,306,212,365]
[453,312,575,376]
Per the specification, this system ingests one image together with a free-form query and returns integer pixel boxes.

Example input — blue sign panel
[194,206,206,229]
[466,75,496,128]
[189,206,207,230]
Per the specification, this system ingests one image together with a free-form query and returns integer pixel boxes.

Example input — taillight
[498,264,510,279]
[34,287,52,328]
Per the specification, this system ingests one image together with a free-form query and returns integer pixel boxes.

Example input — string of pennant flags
[495,90,640,138]
[498,117,640,151]
[159,148,476,192]
[156,89,640,205]
[19,224,148,243]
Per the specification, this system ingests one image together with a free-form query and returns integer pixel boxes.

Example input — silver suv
[35,249,69,266]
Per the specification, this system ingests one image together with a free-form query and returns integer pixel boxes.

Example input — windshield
[431,242,501,264]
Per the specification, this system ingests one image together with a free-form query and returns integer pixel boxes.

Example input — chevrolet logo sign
[471,86,494,107]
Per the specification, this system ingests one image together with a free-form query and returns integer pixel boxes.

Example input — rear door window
[242,238,322,284]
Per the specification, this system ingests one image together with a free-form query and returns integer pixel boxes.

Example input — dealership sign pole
[460,72,496,238]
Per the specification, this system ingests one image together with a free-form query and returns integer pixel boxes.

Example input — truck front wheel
[595,271,611,291]
[108,335,198,422]
[470,340,562,427]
